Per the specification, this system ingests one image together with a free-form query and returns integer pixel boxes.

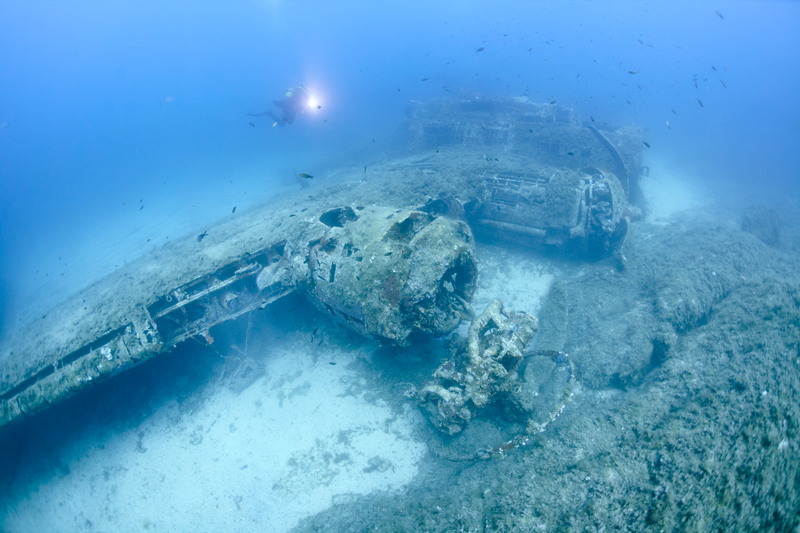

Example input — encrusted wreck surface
[0,95,644,428]
[0,203,478,427]
[418,299,538,435]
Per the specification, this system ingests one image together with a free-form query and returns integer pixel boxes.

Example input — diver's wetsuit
[248,85,310,126]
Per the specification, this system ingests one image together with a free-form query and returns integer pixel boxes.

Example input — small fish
[283,118,292,121]
[715,10,724,19]
[567,152,574,156]
[272,122,278,127]
[694,80,698,88]
[232,206,236,214]
[289,308,295,312]
[643,141,651,148]
[628,70,637,74]
[372,139,376,143]
[160,96,174,105]
[527,47,533,51]
[711,66,717,71]
[139,206,144,210]
[637,39,643,44]
[364,166,366,173]
[197,231,208,242]
[328,361,335,364]
[313,327,318,336]
[421,78,429,81]
[550,100,557,104]
[671,109,677,114]
[666,121,671,129]
[720,80,727,88]
[397,86,400,92]
[298,173,313,179]
[249,122,255,127]
[476,47,484,52]
[529,129,533,133]
[697,99,704,108]
[324,118,332,122]
[590,116,595,122]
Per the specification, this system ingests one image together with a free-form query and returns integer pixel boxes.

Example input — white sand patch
[3,339,426,533]
[472,244,557,318]
[639,162,709,225]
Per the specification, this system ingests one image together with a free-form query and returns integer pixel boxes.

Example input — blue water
[1,0,798,334]
[2,3,800,531]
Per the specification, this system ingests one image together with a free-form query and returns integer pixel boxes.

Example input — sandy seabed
[2,327,429,532]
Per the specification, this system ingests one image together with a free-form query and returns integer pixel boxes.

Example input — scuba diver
[248,85,318,126]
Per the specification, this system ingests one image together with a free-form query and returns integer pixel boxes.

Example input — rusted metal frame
[0,244,295,427]
[0,307,164,427]
[150,262,261,320]
[154,275,271,344]
[161,288,290,347]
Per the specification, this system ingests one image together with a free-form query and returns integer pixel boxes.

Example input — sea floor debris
[417,299,577,459]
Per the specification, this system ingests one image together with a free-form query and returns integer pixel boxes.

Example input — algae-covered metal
[0,241,295,427]
[405,95,643,260]
[417,298,577,459]
[0,206,476,427]
[468,165,630,258]
[418,299,539,435]
[306,206,476,345]
[0,306,162,427]
[0,95,643,430]
[404,95,644,198]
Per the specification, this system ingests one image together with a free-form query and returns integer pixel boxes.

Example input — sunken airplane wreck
[0,95,645,432]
